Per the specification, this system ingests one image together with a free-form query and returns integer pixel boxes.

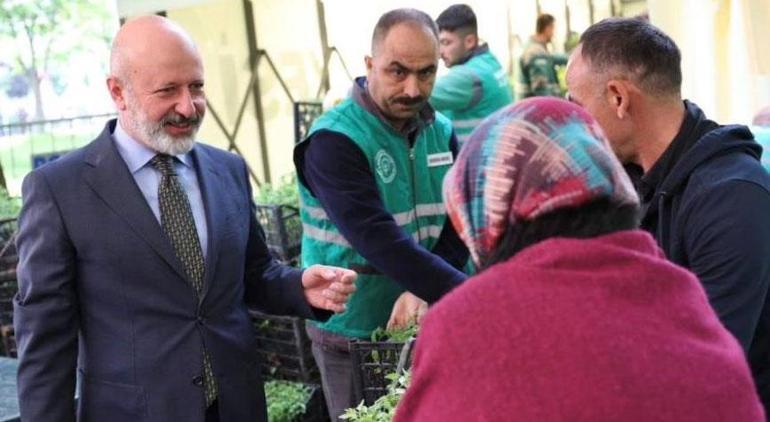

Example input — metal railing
[0,113,115,196]
[0,113,114,137]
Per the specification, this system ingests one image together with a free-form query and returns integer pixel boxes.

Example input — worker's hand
[387,291,427,330]
[302,265,357,313]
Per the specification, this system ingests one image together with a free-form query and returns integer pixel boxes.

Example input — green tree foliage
[0,188,20,220]
[0,0,113,120]
[255,173,300,208]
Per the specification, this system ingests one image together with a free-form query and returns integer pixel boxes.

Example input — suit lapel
[81,122,190,284]
[193,146,225,299]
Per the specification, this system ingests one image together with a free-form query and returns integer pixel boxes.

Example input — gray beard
[125,106,199,156]
[147,128,196,156]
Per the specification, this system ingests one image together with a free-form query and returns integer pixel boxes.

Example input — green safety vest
[297,98,454,338]
[516,38,568,99]
[430,49,513,147]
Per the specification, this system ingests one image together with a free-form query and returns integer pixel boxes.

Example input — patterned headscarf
[444,97,639,266]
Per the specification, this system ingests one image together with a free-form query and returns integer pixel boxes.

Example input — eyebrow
[154,80,204,90]
[152,84,176,93]
[388,61,437,73]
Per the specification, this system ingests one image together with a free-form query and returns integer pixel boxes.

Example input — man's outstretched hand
[302,265,357,313]
[387,291,427,330]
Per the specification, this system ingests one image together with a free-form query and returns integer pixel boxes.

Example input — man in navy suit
[14,15,356,422]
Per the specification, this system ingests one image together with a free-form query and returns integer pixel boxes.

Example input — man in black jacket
[567,17,770,410]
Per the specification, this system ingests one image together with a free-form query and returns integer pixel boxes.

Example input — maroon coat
[395,230,763,421]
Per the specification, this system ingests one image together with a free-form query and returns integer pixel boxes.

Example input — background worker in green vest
[293,8,469,420]
[430,4,513,147]
[517,13,569,98]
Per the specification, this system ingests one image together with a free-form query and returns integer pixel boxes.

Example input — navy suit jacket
[14,120,325,421]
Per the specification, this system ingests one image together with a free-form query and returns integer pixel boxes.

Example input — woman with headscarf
[394,98,764,421]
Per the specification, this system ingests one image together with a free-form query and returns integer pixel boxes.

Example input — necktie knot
[151,154,176,177]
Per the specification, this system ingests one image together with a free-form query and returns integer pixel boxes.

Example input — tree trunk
[0,161,6,192]
[29,68,44,121]
[23,22,44,122]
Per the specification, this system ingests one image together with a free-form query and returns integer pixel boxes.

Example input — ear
[365,55,374,74]
[366,56,378,82]
[463,33,478,50]
[605,80,631,119]
[106,76,128,111]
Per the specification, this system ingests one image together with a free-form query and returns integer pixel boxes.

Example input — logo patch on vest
[375,149,397,183]
[427,152,453,167]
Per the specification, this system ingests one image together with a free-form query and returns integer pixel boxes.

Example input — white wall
[116,0,211,16]
[649,0,770,124]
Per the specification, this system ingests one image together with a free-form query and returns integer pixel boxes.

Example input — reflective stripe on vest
[453,118,485,129]
[303,202,445,227]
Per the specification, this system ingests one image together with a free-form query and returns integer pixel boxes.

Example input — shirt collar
[455,43,489,66]
[112,120,193,173]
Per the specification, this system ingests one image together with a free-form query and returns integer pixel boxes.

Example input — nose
[403,75,420,98]
[175,89,197,118]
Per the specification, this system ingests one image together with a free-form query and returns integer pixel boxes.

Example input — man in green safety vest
[293,8,468,420]
[430,4,513,148]
[517,13,569,99]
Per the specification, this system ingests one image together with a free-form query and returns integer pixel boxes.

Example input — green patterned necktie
[151,154,217,407]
